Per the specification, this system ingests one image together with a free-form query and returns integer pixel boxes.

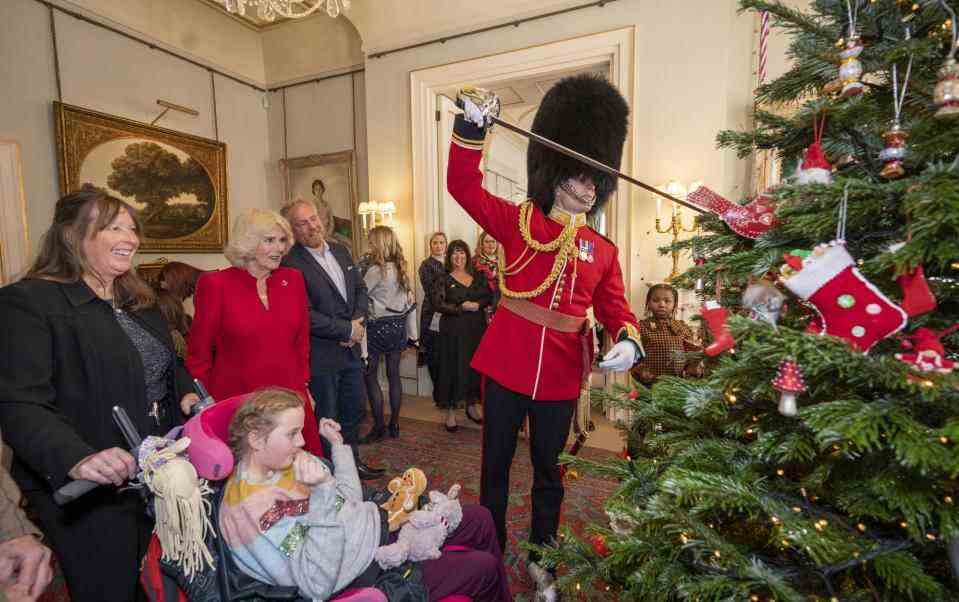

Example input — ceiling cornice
[195,0,266,30]
[195,0,358,32]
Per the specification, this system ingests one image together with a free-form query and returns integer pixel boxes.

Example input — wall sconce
[358,200,397,231]
[654,180,700,282]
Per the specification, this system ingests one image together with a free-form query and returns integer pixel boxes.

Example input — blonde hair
[27,186,155,311]
[367,226,410,292]
[475,231,497,258]
[228,387,304,459]
[224,208,294,268]
[141,438,214,580]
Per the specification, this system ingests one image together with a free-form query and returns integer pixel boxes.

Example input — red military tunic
[447,129,640,401]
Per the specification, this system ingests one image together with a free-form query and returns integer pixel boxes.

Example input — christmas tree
[536,1,959,599]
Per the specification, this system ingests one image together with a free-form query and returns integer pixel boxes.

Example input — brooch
[281,280,288,287]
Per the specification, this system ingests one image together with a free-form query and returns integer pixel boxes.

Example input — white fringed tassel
[143,439,216,580]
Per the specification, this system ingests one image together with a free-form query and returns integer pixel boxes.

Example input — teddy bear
[380,467,428,532]
[374,484,463,570]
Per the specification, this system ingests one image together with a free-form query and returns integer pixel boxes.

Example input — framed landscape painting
[54,102,228,252]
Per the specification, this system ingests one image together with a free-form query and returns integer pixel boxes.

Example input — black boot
[360,425,386,445]
[357,461,386,480]
[351,444,385,480]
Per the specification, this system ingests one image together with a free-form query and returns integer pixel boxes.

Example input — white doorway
[407,27,636,398]
[412,28,635,260]
[432,63,611,249]
[434,94,481,247]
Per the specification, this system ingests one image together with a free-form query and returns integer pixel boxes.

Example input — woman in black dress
[418,232,447,383]
[431,240,491,432]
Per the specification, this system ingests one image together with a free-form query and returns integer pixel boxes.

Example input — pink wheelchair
[140,393,472,602]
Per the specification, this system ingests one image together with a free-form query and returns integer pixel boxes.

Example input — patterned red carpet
[37,415,619,602]
[359,415,620,601]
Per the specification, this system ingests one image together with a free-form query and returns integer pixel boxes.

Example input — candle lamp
[655,180,699,281]
[358,200,397,232]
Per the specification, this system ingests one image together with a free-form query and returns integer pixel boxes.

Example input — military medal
[578,239,594,263]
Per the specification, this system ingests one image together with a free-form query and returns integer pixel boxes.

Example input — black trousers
[310,350,365,460]
[26,487,152,602]
[421,330,440,385]
[480,378,574,559]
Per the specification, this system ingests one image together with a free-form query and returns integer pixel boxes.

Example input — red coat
[447,138,639,401]
[186,266,323,455]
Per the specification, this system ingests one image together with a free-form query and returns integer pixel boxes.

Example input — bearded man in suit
[281,199,385,480]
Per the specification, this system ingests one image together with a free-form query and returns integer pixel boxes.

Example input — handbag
[367,306,415,354]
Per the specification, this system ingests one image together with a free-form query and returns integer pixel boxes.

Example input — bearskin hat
[527,74,629,215]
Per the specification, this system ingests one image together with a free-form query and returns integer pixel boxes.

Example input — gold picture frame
[136,257,169,289]
[280,150,361,257]
[54,102,228,252]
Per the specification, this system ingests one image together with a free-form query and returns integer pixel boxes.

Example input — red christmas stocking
[782,242,908,352]
[701,300,735,356]
[897,266,937,317]
[686,186,779,240]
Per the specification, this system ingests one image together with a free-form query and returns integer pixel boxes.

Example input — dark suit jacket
[282,242,369,373]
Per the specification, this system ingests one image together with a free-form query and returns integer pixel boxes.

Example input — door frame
[409,26,637,284]
[408,27,636,397]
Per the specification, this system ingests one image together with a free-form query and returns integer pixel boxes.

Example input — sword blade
[488,115,705,214]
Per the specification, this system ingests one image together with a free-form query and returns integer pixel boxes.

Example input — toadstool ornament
[772,359,806,417]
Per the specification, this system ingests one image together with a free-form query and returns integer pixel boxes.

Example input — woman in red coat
[185,208,323,456]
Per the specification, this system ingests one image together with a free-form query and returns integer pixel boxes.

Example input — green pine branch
[555,1,959,598]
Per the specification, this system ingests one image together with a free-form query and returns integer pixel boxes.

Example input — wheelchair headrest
[182,393,248,481]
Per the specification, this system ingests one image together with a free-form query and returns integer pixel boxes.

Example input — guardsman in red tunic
[450,74,643,596]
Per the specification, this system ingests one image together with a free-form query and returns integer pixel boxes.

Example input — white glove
[461,96,486,127]
[598,340,638,372]
[457,87,500,129]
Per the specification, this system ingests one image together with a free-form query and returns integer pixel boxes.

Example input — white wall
[265,72,369,222]
[261,14,365,87]
[348,0,589,55]
[0,0,270,271]
[363,0,760,311]
[0,0,59,269]
[59,0,266,84]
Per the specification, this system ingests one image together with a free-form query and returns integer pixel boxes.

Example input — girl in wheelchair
[218,387,512,601]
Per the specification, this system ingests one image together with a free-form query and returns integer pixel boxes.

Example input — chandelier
[221,0,350,21]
